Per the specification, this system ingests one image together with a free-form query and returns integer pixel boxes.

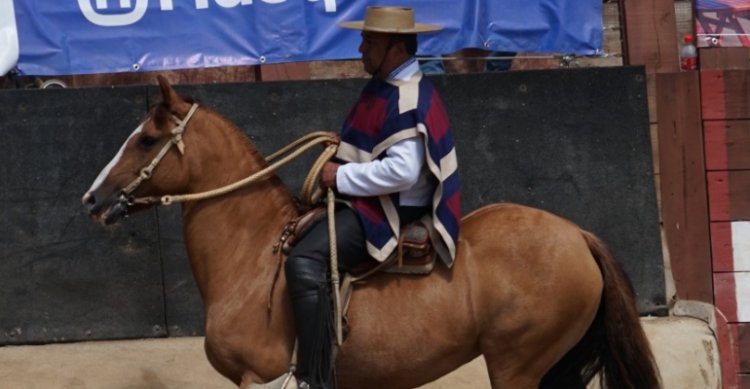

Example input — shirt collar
[387,57,419,81]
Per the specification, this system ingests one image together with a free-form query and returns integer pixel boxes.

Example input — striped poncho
[335,71,461,266]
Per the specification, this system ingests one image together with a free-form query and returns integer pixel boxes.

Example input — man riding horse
[278,6,461,389]
[81,7,659,385]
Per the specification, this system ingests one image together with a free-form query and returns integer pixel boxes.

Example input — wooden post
[655,71,713,303]
[620,0,679,73]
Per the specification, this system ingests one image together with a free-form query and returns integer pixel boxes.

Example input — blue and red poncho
[336,72,461,265]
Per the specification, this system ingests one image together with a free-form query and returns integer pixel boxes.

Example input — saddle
[272,206,440,346]
[278,206,437,275]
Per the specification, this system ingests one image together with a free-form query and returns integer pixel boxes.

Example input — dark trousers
[284,207,368,388]
[284,205,430,388]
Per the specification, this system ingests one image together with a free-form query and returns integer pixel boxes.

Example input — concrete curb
[0,316,718,389]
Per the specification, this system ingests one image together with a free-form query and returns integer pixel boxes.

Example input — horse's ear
[157,75,189,115]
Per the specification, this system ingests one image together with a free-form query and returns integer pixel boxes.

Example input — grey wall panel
[0,66,664,345]
[0,87,167,345]
[437,68,664,313]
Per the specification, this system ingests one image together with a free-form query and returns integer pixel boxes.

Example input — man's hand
[326,132,340,145]
[320,161,340,190]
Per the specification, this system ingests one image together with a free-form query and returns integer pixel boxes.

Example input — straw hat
[338,6,442,34]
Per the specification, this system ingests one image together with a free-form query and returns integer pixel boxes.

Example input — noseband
[117,103,200,209]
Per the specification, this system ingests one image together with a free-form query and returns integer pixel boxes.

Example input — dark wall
[0,66,664,345]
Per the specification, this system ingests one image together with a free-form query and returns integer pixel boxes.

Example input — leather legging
[284,207,368,388]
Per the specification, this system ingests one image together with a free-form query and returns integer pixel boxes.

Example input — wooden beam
[700,48,750,70]
[620,0,679,73]
[656,71,713,303]
[704,120,750,171]
[702,70,750,120]
[741,323,750,372]
[708,171,750,221]
[256,62,311,82]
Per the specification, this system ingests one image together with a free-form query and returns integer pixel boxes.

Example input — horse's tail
[540,230,661,389]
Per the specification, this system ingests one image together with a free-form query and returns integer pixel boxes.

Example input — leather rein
[116,103,339,212]
[117,102,345,348]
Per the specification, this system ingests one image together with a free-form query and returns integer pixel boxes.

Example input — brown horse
[82,76,660,389]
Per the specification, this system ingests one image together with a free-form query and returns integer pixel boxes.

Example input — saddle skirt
[274,207,442,344]
[279,207,437,275]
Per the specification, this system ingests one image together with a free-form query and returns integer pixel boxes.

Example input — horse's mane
[149,99,193,128]
[149,99,297,213]
[149,99,266,164]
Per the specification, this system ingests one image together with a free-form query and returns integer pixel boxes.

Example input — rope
[123,111,343,380]
[327,188,343,346]
[300,144,336,208]
[131,131,338,206]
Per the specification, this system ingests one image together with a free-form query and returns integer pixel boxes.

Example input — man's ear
[391,39,410,60]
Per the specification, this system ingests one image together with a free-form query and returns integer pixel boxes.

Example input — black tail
[540,231,660,389]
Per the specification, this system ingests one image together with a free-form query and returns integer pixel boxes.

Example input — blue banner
[12,0,602,76]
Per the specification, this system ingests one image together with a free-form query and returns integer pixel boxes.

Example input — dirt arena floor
[0,316,719,389]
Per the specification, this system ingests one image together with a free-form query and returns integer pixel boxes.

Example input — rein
[119,103,339,209]
[121,102,345,352]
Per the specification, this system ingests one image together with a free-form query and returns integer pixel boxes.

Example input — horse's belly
[337,267,480,388]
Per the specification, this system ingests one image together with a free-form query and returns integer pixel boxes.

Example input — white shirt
[335,58,433,207]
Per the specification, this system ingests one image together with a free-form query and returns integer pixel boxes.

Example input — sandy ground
[0,316,718,389]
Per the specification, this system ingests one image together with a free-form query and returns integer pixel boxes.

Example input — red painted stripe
[704,121,729,170]
[714,272,739,322]
[708,171,731,221]
[711,222,734,272]
[715,307,740,388]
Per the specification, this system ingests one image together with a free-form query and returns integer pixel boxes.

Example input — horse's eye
[139,135,157,149]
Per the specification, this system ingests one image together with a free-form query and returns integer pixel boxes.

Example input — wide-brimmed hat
[338,6,442,34]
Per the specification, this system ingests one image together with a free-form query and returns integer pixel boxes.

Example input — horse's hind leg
[480,332,569,389]
[482,354,540,389]
[480,344,546,389]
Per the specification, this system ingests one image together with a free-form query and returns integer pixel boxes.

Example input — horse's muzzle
[82,191,128,225]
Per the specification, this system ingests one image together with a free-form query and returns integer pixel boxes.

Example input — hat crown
[363,7,415,31]
[337,6,442,34]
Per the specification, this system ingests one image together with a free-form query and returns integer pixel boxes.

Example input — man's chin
[362,62,375,75]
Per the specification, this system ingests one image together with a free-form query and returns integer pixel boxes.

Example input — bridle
[113,101,343,345]
[113,102,338,214]
[115,103,200,211]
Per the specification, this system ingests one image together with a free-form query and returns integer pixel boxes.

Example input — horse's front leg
[240,372,264,388]
[245,371,300,389]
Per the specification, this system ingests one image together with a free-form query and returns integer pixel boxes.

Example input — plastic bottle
[680,34,698,71]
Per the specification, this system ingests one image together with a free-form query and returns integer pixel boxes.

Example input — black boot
[286,256,335,389]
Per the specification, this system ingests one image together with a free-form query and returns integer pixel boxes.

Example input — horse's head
[82,76,196,225]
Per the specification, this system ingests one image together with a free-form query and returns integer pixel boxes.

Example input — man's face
[359,31,391,75]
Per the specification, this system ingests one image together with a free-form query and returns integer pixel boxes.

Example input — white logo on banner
[78,0,150,27]
[78,0,336,27]
[307,0,336,13]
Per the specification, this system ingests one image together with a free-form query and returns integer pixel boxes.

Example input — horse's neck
[179,120,297,310]
[181,184,295,303]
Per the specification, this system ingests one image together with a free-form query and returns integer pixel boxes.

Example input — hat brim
[338,21,443,33]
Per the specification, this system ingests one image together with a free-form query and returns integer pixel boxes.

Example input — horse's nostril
[82,193,95,207]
